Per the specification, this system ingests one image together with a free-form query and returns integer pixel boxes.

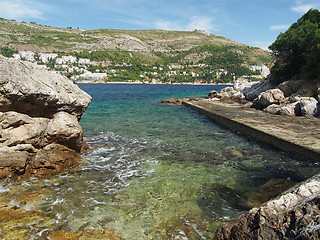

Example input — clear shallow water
[1,84,319,239]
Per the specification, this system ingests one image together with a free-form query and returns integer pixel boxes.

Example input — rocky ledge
[0,55,91,180]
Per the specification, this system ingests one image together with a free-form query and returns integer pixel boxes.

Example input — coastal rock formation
[220,78,320,118]
[0,55,91,119]
[214,174,320,240]
[0,56,91,179]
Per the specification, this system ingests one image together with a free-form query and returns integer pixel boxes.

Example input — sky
[0,0,319,50]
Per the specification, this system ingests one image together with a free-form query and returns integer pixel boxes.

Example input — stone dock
[184,100,320,162]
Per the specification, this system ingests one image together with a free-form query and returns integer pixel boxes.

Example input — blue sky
[0,0,319,50]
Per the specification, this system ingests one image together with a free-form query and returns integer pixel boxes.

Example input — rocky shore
[0,55,91,180]
[162,78,320,239]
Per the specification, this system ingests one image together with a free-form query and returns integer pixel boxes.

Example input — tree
[269,9,320,83]
[0,47,17,58]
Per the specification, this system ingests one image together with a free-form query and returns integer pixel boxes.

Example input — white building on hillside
[13,54,20,60]
[56,55,77,64]
[249,65,270,78]
[78,58,91,65]
[75,71,107,81]
[39,53,58,63]
[18,51,35,62]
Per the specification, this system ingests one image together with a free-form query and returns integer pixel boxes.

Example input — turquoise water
[1,84,319,239]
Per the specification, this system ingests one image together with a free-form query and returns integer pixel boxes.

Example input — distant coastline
[75,80,233,86]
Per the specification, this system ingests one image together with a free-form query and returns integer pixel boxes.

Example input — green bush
[0,46,17,57]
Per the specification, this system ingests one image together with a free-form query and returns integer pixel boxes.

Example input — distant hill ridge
[0,17,270,66]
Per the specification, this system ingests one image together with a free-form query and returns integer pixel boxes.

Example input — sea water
[1,84,319,239]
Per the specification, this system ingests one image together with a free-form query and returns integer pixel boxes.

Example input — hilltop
[0,17,271,83]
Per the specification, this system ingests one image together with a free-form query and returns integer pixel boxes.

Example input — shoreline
[75,80,233,86]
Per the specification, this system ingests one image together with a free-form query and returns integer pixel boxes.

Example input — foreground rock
[214,174,320,239]
[0,56,91,179]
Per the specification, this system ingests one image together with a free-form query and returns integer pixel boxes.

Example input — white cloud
[252,41,272,51]
[186,16,217,32]
[154,20,182,31]
[154,16,217,33]
[270,25,290,31]
[291,4,315,13]
[0,0,48,19]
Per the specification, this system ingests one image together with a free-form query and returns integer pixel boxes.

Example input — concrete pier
[184,100,320,162]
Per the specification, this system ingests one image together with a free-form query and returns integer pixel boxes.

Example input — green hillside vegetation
[0,17,271,83]
[269,9,320,83]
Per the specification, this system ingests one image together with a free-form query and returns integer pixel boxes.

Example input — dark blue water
[2,84,318,239]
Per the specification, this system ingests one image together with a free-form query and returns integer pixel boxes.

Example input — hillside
[0,17,271,83]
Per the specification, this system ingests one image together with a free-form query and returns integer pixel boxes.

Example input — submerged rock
[243,178,297,208]
[161,98,187,104]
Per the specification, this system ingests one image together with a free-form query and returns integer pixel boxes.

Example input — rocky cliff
[0,55,91,179]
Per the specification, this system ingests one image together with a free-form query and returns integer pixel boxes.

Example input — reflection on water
[0,84,319,239]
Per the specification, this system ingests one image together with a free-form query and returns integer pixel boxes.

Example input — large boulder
[300,97,320,117]
[45,111,83,152]
[0,55,91,119]
[242,79,276,101]
[214,174,320,240]
[278,80,303,97]
[263,104,282,115]
[279,102,301,116]
[253,89,285,109]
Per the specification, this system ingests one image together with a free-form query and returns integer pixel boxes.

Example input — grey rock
[278,80,303,97]
[208,90,219,98]
[300,97,320,117]
[263,104,282,115]
[279,102,301,116]
[253,89,285,109]
[0,55,91,119]
[243,79,276,101]
[234,80,256,91]
[0,56,91,179]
